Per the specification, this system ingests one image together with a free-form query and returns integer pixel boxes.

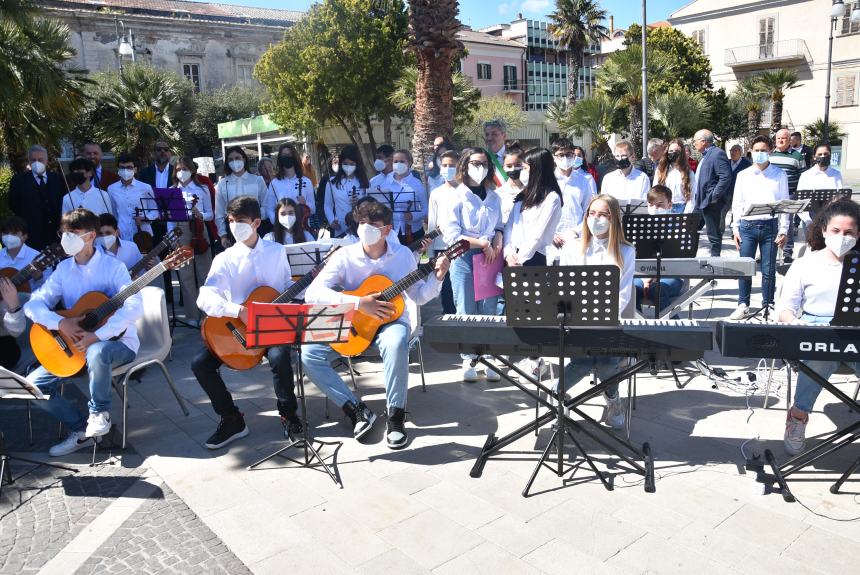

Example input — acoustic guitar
[201,246,342,371]
[330,239,469,357]
[0,244,65,296]
[30,247,194,377]
[128,228,182,280]
[406,227,440,253]
[132,207,154,254]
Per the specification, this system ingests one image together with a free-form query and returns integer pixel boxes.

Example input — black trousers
[192,345,297,417]
[698,200,725,257]
[0,335,20,370]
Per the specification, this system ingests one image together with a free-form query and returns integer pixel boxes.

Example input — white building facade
[669,0,860,173]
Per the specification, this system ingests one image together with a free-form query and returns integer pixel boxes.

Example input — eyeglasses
[468,161,489,168]
[155,147,170,152]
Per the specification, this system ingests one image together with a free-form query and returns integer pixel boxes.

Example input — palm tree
[555,93,619,159]
[548,0,609,105]
[390,65,481,129]
[756,68,799,136]
[803,118,846,145]
[649,89,709,139]
[731,77,767,148]
[406,0,463,178]
[596,44,675,153]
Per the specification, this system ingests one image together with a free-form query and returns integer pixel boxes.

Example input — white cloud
[521,0,551,14]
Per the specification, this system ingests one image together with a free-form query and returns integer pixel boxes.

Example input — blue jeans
[27,340,136,432]
[737,218,778,306]
[634,277,684,313]
[793,314,860,414]
[557,356,622,398]
[302,321,409,411]
[672,203,686,214]
[451,248,501,360]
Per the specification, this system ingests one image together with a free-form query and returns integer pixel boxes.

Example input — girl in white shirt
[265,143,316,226]
[264,198,315,245]
[558,194,636,430]
[653,138,694,213]
[325,144,369,237]
[215,146,268,247]
[776,198,860,456]
[503,147,562,267]
[497,146,525,226]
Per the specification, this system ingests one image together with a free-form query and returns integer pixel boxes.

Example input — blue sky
[229,0,690,30]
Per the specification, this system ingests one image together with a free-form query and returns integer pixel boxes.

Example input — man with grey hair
[692,129,732,256]
[8,144,67,249]
[637,138,664,179]
[769,128,804,263]
[722,144,752,235]
[483,119,508,185]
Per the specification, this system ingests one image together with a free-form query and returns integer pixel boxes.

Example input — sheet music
[283,240,349,276]
[0,372,47,400]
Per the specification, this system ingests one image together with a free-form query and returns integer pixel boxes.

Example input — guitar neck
[272,247,340,304]
[406,228,440,252]
[129,238,170,278]
[92,260,169,322]
[10,263,37,288]
[379,260,435,302]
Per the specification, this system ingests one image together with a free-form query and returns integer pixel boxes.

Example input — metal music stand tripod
[244,301,355,488]
[623,212,700,318]
[1,370,78,499]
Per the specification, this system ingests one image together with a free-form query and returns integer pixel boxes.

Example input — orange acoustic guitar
[128,227,182,280]
[201,246,341,371]
[330,239,469,357]
[1,244,65,296]
[30,247,193,377]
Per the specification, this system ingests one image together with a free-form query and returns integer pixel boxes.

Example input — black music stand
[245,301,354,488]
[473,266,655,497]
[284,241,340,278]
[623,213,700,317]
[368,186,422,215]
[616,199,648,216]
[1,372,78,499]
[792,188,852,215]
[751,252,860,501]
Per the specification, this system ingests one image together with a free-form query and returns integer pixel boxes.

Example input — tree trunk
[334,114,371,168]
[567,50,578,105]
[747,109,759,149]
[770,96,782,137]
[362,114,378,162]
[383,116,393,146]
[629,102,643,157]
[411,50,455,189]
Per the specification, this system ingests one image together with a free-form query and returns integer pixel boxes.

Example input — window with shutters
[841,2,860,35]
[237,64,254,85]
[835,75,857,107]
[690,29,706,51]
[182,63,201,92]
[503,65,518,90]
[477,63,492,80]
[758,16,775,59]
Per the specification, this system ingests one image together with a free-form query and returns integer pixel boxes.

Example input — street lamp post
[641,0,648,160]
[824,1,860,143]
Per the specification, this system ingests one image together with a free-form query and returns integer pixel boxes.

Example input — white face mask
[279,213,296,229]
[117,168,135,182]
[555,156,574,170]
[331,163,339,173]
[176,169,192,183]
[752,151,769,165]
[519,168,530,186]
[341,164,356,176]
[30,161,46,175]
[648,206,671,215]
[373,159,386,171]
[825,233,857,258]
[230,221,254,243]
[572,156,584,169]
[97,235,117,250]
[229,159,245,173]
[467,165,487,184]
[2,234,22,250]
[357,222,383,246]
[587,216,611,236]
[441,166,457,182]
[392,162,409,176]
[61,231,87,256]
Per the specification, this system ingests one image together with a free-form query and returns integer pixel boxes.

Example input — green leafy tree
[0,0,89,166]
[803,118,846,146]
[390,65,480,132]
[188,85,263,156]
[625,24,712,95]
[256,0,409,166]
[755,68,799,136]
[548,0,609,105]
[731,77,768,148]
[553,93,619,159]
[455,96,527,145]
[649,89,709,140]
[704,87,747,145]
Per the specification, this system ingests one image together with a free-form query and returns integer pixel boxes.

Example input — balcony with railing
[724,39,810,68]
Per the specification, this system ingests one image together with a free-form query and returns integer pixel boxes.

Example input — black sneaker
[204,412,249,449]
[783,255,794,264]
[386,407,408,450]
[278,402,303,439]
[342,401,376,440]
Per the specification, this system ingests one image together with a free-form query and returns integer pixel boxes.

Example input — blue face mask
[752,151,769,165]
[572,156,583,169]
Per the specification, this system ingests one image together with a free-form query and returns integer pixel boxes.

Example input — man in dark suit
[789,132,812,169]
[83,142,119,190]
[720,144,752,236]
[137,140,176,303]
[692,129,733,257]
[8,144,68,250]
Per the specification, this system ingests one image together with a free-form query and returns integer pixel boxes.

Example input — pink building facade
[457,29,526,109]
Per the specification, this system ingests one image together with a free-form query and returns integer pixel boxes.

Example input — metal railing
[724,38,810,66]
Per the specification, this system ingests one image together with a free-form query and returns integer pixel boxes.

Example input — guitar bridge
[51,331,74,357]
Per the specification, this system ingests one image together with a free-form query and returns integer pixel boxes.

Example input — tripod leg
[302,439,342,487]
[830,455,860,494]
[564,428,612,491]
[522,428,560,497]
[765,449,795,503]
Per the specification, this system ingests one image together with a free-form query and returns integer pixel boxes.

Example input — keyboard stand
[747,361,860,503]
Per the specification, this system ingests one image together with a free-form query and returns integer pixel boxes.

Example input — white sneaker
[462,359,478,383]
[510,357,548,380]
[49,430,97,457]
[85,411,112,437]
[603,393,626,430]
[485,367,501,382]
[729,304,752,321]
[784,415,807,456]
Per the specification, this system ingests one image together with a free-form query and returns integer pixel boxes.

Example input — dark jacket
[94,166,119,191]
[137,163,174,190]
[693,145,732,209]
[8,170,67,250]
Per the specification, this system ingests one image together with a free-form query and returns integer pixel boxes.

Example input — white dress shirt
[559,237,636,317]
[324,176,367,230]
[557,173,595,235]
[24,249,141,353]
[601,168,650,202]
[265,175,316,222]
[776,248,842,318]
[495,179,523,226]
[797,166,844,191]
[171,181,214,232]
[427,182,462,251]
[731,163,790,234]
[0,244,50,289]
[197,237,292,318]
[1,299,26,338]
[101,239,143,270]
[442,184,502,246]
[214,172,269,236]
[653,166,694,205]
[368,173,427,235]
[304,240,442,332]
[107,178,155,241]
[154,164,170,189]
[504,193,563,262]
[62,186,116,217]
[576,168,598,197]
